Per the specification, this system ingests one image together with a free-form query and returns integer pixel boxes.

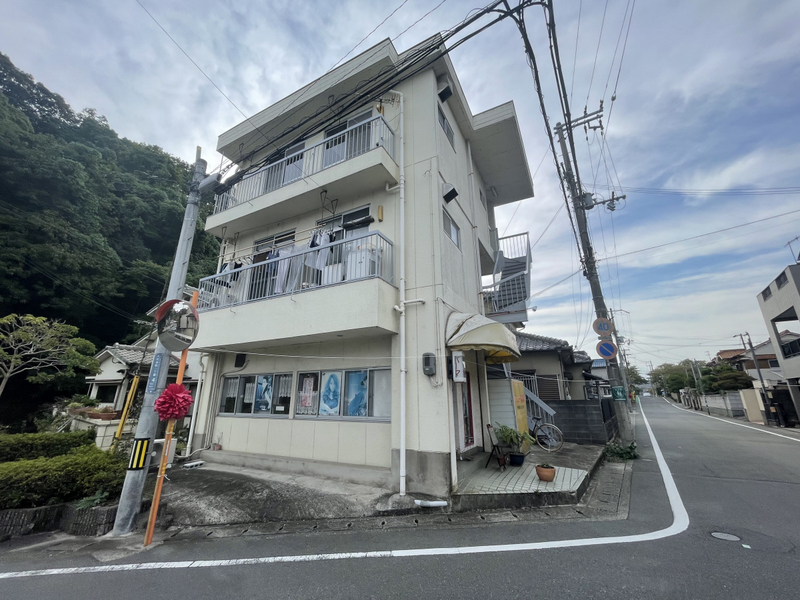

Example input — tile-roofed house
[514,331,570,352]
[104,344,181,368]
[591,359,607,369]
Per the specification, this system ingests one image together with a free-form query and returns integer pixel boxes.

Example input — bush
[604,442,638,461]
[0,430,96,463]
[0,445,126,509]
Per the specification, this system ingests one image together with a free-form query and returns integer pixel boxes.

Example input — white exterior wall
[194,61,526,495]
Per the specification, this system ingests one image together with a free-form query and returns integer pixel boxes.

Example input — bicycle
[529,416,564,452]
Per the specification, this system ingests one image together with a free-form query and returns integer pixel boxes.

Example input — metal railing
[197,232,393,311]
[214,115,396,214]
[483,232,532,314]
[512,374,556,427]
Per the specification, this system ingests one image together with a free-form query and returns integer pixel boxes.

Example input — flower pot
[508,452,525,467]
[536,465,556,482]
[212,443,222,451]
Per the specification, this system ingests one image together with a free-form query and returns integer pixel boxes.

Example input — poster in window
[320,371,342,416]
[297,372,319,415]
[345,370,368,416]
[254,375,273,413]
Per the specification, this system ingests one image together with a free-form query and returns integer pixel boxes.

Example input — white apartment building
[190,37,533,497]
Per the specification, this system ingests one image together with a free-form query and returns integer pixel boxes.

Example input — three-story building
[190,37,534,497]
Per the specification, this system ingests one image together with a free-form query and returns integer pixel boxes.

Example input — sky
[2,0,800,374]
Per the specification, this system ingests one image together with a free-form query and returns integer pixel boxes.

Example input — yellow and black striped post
[128,438,150,470]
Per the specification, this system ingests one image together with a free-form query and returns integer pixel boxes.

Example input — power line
[500,147,549,237]
[392,0,450,42]
[593,184,800,196]
[328,0,411,72]
[599,208,800,261]
[584,0,609,108]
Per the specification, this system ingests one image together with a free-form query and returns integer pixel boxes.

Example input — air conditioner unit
[437,74,453,103]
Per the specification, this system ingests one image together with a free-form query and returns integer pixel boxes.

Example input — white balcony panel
[192,278,398,351]
[206,147,398,237]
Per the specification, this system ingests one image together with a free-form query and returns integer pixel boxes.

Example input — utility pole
[737,332,769,418]
[609,308,631,408]
[553,120,634,444]
[113,148,211,535]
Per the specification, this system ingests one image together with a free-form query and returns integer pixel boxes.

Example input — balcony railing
[197,232,394,311]
[214,115,396,214]
[483,232,532,315]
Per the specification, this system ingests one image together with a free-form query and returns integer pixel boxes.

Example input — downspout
[466,140,485,315]
[386,90,407,496]
[185,352,207,456]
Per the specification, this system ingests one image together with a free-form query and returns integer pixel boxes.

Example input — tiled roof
[103,344,180,368]
[592,359,607,368]
[514,331,570,352]
[573,350,593,364]
[716,349,744,360]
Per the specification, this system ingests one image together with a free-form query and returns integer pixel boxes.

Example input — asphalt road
[2,397,799,599]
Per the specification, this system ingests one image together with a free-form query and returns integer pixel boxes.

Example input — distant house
[756,261,800,425]
[485,332,618,445]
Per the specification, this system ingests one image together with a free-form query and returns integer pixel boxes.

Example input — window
[479,188,486,209]
[762,286,772,301]
[776,271,789,289]
[94,384,117,404]
[219,373,293,416]
[768,359,780,368]
[324,110,373,168]
[254,230,295,256]
[443,209,460,248]
[294,368,390,419]
[438,106,455,149]
[282,141,306,185]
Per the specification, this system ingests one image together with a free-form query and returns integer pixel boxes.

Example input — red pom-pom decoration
[154,383,194,421]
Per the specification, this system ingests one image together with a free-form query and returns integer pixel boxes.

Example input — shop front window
[219,373,293,416]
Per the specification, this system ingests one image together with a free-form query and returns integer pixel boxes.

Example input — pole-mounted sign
[592,318,614,336]
[596,340,618,360]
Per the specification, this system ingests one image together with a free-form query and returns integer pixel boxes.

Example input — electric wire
[500,147,549,237]
[328,0,411,72]
[584,0,609,109]
[598,208,800,261]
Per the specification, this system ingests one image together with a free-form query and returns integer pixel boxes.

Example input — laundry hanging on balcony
[445,312,521,364]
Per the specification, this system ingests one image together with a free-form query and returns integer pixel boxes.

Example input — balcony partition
[214,115,395,214]
[198,232,394,311]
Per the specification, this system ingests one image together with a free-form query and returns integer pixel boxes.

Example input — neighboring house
[85,330,206,442]
[189,37,534,498]
[757,262,800,425]
[488,333,617,445]
[590,358,609,383]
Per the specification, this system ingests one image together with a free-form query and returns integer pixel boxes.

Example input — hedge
[0,430,96,463]
[0,446,125,510]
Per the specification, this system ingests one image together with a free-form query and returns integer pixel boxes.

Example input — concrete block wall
[547,399,616,445]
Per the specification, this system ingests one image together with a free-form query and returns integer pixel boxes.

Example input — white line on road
[660,397,800,443]
[0,403,689,580]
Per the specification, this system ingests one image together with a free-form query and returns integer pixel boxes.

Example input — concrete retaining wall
[0,502,133,540]
[704,392,746,418]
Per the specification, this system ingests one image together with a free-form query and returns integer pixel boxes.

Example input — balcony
[193,232,397,350]
[206,116,398,237]
[483,232,532,324]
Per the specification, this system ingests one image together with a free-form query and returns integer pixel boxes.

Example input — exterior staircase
[483,232,532,324]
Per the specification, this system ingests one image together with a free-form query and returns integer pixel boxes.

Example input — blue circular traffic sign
[596,341,618,360]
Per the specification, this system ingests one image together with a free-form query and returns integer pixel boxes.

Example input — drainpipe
[185,352,207,456]
[386,90,407,496]
[466,140,485,315]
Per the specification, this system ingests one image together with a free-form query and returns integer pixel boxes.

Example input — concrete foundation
[391,449,451,498]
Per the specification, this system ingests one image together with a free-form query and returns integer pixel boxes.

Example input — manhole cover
[711,532,741,541]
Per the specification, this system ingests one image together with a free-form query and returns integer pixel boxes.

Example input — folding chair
[485,424,509,471]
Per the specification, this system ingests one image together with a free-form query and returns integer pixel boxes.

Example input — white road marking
[0,402,689,580]
[660,397,800,443]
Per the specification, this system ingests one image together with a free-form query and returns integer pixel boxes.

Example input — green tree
[0,314,99,401]
[701,363,754,392]
[650,363,689,394]
[625,365,647,387]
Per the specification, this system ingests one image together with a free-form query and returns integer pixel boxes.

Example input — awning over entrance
[445,313,521,363]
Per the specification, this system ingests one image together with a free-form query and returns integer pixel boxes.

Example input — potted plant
[536,463,556,482]
[89,406,118,421]
[494,424,535,467]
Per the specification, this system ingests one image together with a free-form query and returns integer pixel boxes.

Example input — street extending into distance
[2,396,798,599]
